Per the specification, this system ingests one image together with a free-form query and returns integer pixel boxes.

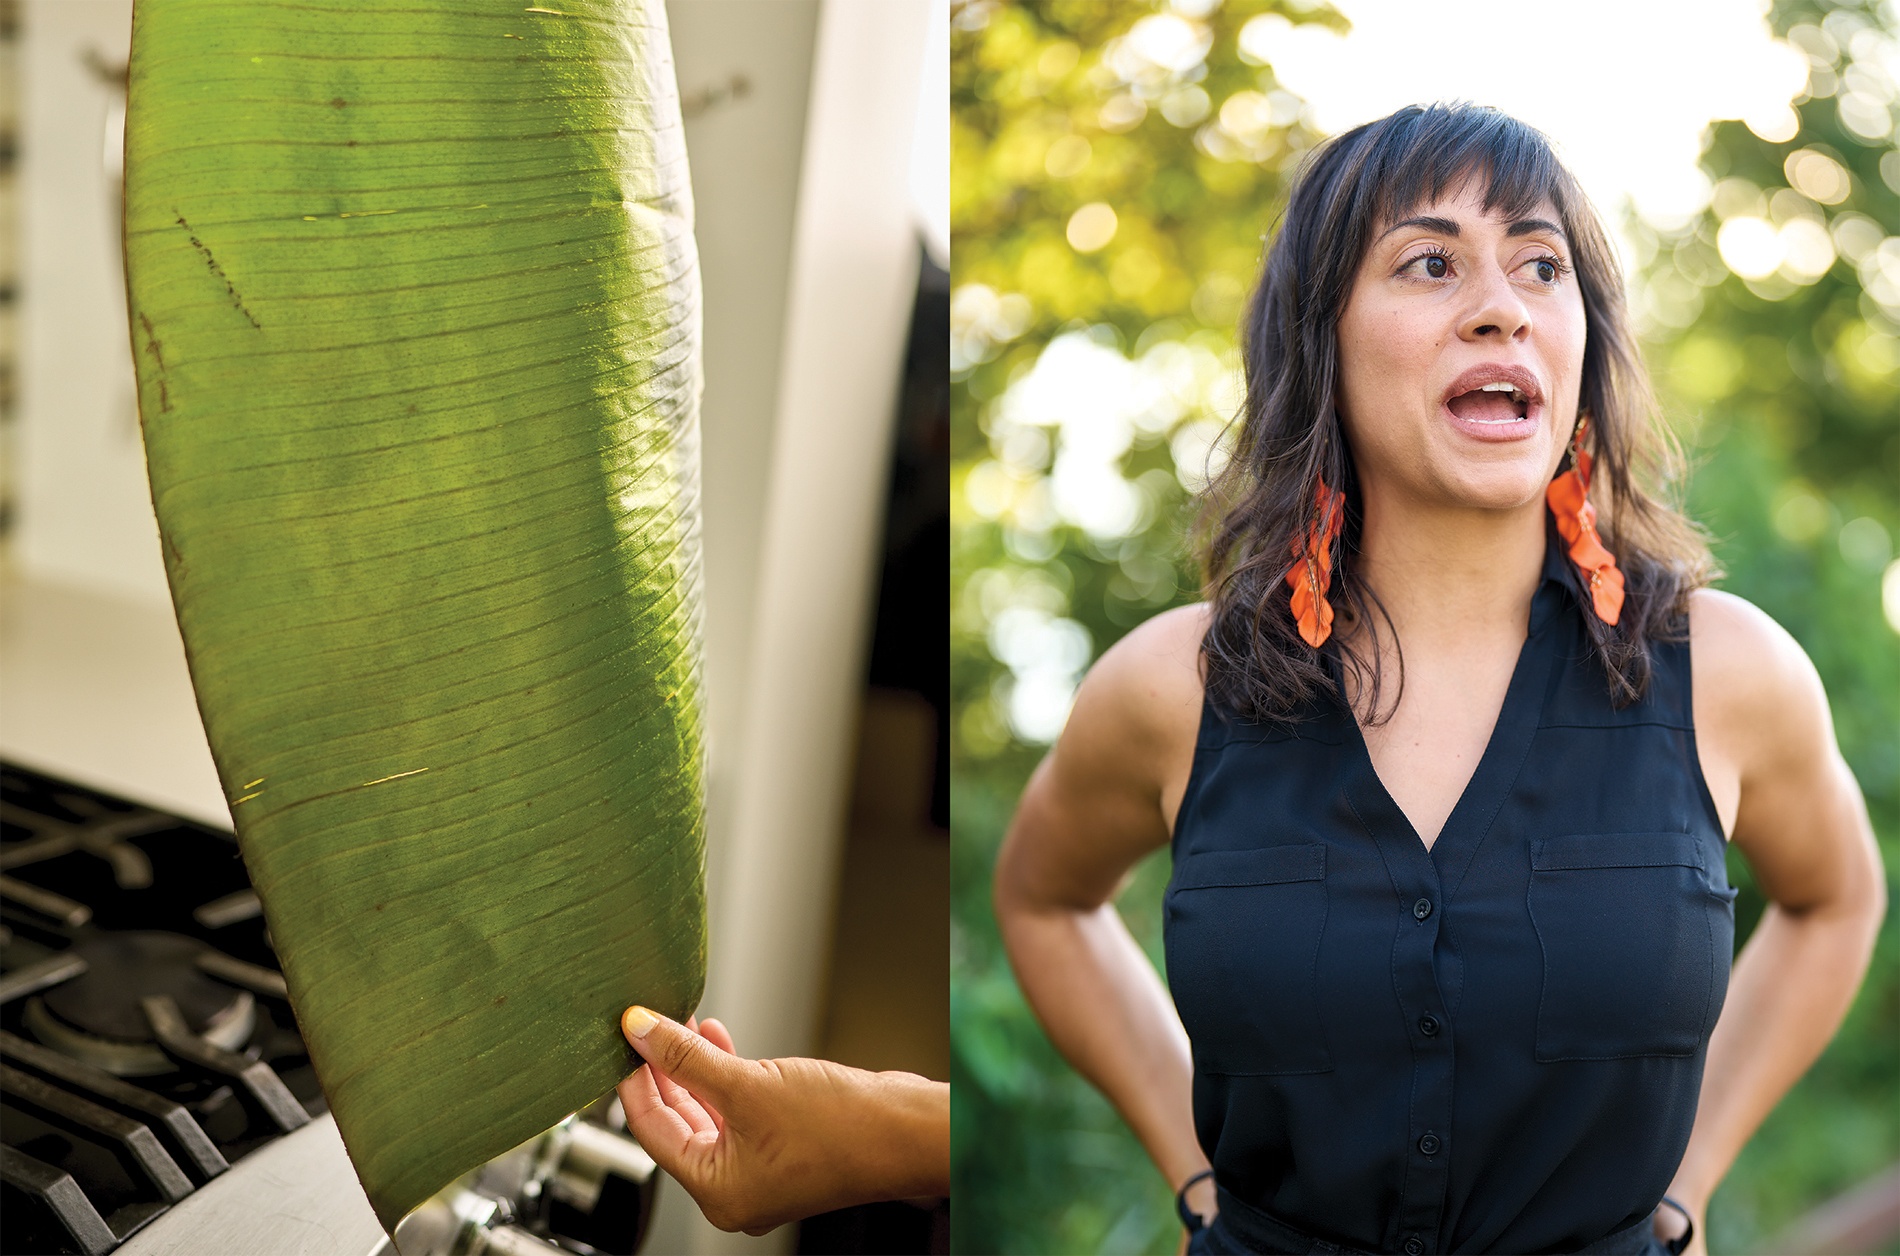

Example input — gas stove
[0,762,661,1256]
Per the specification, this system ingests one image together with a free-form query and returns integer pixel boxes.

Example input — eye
[1526,254,1570,285]
[1399,247,1454,280]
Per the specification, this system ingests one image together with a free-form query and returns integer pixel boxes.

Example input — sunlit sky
[1234,0,1817,252]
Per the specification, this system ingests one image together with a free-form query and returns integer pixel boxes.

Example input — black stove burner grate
[0,763,321,1256]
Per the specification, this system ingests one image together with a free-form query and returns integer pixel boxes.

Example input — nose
[1459,262,1532,342]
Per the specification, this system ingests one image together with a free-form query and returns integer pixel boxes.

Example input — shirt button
[1418,1014,1440,1036]
[1403,1237,1425,1256]
[1418,1132,1440,1155]
[1413,898,1433,920]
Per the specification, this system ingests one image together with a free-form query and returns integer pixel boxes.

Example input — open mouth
[1447,381,1530,424]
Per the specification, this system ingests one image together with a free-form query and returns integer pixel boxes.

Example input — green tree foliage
[951,0,1898,1250]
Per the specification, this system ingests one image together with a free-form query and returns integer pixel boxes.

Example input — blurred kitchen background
[0,1,946,1254]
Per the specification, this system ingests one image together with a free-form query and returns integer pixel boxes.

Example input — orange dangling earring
[1546,416,1625,626]
[1286,479,1347,647]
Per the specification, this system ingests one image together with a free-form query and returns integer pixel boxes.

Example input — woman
[992,104,1884,1255]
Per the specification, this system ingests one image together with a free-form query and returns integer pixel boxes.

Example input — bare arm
[992,605,1212,1215]
[1658,591,1887,1250]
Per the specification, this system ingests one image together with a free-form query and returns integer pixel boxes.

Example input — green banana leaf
[122,0,705,1229]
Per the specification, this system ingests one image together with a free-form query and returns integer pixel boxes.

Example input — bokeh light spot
[1784,148,1852,204]
[1743,102,1801,143]
[1044,134,1091,179]
[1125,13,1212,75]
[1772,487,1831,543]
[1160,84,1211,127]
[1717,216,1783,280]
[1777,218,1837,284]
[1066,202,1119,253]
[1840,517,1894,572]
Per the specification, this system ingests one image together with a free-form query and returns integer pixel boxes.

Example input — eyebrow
[1379,215,1568,242]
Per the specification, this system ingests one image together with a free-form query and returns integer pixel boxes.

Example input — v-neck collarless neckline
[1328,547,1571,887]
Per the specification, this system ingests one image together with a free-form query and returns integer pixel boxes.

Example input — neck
[1345,492,1548,654]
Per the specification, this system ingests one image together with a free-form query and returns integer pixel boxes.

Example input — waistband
[1204,1187,1657,1255]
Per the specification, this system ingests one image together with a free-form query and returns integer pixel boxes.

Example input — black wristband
[1656,1194,1695,1256]
[1175,1169,1215,1233]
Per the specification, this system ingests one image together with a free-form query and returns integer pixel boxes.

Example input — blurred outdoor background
[949,0,1900,1252]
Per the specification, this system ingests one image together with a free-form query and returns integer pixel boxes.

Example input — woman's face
[1334,179,1587,520]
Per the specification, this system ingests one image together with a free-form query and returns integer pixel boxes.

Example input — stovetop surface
[1,760,327,1255]
[0,762,663,1256]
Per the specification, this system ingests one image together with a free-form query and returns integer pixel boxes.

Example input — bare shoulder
[1069,604,1207,757]
[1687,588,1867,895]
[1688,587,1831,761]
[1053,603,1209,829]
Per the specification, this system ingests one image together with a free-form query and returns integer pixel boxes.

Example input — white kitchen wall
[16,0,158,604]
[664,2,937,1249]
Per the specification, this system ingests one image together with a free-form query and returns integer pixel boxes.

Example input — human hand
[615,1006,949,1235]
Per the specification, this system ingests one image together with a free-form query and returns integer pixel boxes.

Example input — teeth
[1478,382,1513,392]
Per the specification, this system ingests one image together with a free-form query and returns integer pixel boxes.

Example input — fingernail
[622,1005,659,1040]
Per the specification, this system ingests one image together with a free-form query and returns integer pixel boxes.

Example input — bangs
[1356,104,1573,238]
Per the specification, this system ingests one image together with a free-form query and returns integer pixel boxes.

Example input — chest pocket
[1164,844,1332,1076]
[1529,833,1737,1061]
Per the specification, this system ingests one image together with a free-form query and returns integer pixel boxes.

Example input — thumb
[621,1006,751,1104]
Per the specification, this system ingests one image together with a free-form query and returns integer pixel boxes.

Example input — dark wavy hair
[1197,103,1714,723]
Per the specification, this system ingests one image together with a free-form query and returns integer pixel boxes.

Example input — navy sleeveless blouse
[1165,541,1735,1255]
